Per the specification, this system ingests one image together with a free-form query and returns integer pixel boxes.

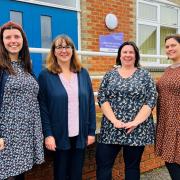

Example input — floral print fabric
[97,67,157,146]
[0,62,44,179]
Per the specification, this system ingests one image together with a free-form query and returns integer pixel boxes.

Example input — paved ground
[141,166,171,180]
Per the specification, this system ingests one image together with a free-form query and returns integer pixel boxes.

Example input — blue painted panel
[0,0,78,76]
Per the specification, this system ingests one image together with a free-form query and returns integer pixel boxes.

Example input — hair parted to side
[46,34,82,74]
[165,34,180,44]
[116,41,140,67]
[0,21,32,74]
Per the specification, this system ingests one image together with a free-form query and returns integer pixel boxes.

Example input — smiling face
[3,28,23,60]
[54,38,73,66]
[165,38,180,63]
[120,45,136,68]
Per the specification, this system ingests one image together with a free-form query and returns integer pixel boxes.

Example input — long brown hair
[0,21,32,74]
[46,34,82,74]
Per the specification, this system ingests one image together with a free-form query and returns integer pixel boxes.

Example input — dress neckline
[117,67,139,79]
[169,63,180,69]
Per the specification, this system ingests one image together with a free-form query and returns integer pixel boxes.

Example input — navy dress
[0,62,44,179]
[97,67,157,146]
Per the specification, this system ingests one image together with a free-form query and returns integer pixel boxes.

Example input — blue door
[0,0,78,76]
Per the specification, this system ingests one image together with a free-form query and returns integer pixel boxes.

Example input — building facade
[0,0,79,75]
[0,0,180,179]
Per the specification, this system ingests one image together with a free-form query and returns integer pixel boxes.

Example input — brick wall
[169,0,180,5]
[80,0,135,75]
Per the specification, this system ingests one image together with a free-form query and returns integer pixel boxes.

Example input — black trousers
[54,137,85,180]
[96,143,145,180]
[165,162,180,180]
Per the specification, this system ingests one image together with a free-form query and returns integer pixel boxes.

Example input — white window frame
[14,0,80,11]
[136,0,180,64]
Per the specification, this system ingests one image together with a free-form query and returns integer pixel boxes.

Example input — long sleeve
[38,71,53,138]
[86,70,96,135]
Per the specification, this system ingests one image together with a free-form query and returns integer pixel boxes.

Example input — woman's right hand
[0,138,5,151]
[45,136,56,151]
[112,119,125,128]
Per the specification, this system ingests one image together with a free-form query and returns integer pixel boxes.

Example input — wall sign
[99,33,124,52]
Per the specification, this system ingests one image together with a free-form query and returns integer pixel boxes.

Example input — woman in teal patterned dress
[96,41,157,180]
[0,21,44,180]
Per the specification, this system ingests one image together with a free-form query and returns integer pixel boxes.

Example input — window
[137,0,180,64]
[14,0,78,10]
[41,16,52,60]
[138,2,157,21]
[160,6,178,26]
[139,24,157,55]
[38,0,76,8]
[10,11,23,26]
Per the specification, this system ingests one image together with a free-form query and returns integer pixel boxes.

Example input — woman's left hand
[0,138,5,151]
[123,121,139,134]
[87,135,95,146]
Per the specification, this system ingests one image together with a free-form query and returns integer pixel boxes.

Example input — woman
[155,34,180,180]
[96,41,157,180]
[38,34,96,180]
[0,21,44,180]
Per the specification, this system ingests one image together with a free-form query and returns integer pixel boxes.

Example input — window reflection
[10,11,23,26]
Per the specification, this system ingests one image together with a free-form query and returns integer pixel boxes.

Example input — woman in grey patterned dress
[0,21,44,180]
[96,41,157,180]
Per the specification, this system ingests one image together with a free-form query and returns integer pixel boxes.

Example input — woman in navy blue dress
[0,21,44,180]
[96,41,157,180]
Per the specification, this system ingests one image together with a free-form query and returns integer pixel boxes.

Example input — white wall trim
[15,0,80,12]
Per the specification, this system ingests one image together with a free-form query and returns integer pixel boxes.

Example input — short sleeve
[97,72,111,107]
[144,71,158,109]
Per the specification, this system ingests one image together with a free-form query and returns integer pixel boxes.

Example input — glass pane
[10,11,22,26]
[138,24,157,63]
[139,24,157,54]
[41,16,52,60]
[138,2,157,21]
[161,6,178,26]
[37,0,76,8]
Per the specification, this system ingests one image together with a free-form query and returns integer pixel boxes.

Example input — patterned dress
[0,62,44,179]
[155,66,180,164]
[97,67,157,146]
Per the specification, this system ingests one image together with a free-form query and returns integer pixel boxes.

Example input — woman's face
[3,29,23,60]
[54,39,73,65]
[165,38,180,62]
[120,45,136,67]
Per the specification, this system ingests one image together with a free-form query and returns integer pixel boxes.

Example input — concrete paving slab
[141,166,171,180]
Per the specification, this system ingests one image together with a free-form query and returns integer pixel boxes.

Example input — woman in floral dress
[0,21,44,180]
[96,41,157,180]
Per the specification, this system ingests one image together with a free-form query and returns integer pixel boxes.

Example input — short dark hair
[116,41,140,67]
[165,34,180,44]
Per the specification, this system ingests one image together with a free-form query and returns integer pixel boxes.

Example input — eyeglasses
[55,45,72,51]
